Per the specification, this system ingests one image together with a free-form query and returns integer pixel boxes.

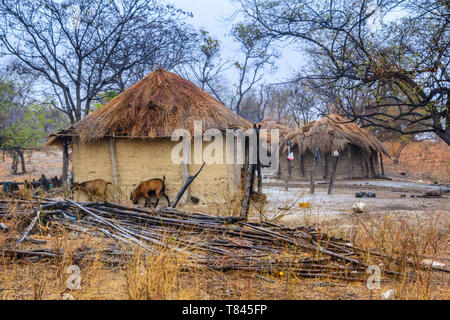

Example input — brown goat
[130,177,170,207]
[73,179,111,201]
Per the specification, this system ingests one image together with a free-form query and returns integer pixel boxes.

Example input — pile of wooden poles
[1,198,447,281]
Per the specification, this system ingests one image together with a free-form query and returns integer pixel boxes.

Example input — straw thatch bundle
[48,68,251,145]
[258,120,293,139]
[284,115,390,157]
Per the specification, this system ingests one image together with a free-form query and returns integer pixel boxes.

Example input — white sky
[167,0,408,85]
[167,0,306,84]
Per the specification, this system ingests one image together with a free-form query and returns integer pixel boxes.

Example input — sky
[167,0,408,85]
[167,0,306,84]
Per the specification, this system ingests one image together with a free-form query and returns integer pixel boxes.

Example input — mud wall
[280,144,381,180]
[72,138,237,206]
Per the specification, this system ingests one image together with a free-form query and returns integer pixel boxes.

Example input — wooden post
[369,152,376,178]
[181,162,191,205]
[284,140,292,191]
[256,125,262,193]
[276,162,282,179]
[284,158,291,191]
[328,151,339,194]
[360,149,368,178]
[379,152,385,176]
[300,154,305,177]
[109,138,118,200]
[240,128,257,221]
[172,162,205,209]
[323,153,329,179]
[233,136,241,187]
[62,138,69,186]
[310,147,320,194]
[347,145,353,179]
[240,160,255,220]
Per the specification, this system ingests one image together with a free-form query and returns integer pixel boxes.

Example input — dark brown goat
[73,179,111,201]
[130,177,170,207]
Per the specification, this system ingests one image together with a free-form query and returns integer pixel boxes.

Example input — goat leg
[164,193,171,207]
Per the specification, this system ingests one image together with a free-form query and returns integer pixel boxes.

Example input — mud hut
[47,68,252,205]
[280,115,390,180]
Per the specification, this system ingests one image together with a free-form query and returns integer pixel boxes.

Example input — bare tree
[182,30,230,105]
[287,82,317,127]
[265,85,292,123]
[0,0,197,123]
[239,84,270,122]
[238,0,450,145]
[229,22,278,116]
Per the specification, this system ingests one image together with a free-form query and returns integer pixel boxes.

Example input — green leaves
[199,29,220,59]
[92,91,118,111]
[1,103,52,149]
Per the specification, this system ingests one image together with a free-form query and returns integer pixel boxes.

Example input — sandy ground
[263,183,449,217]
[1,148,448,215]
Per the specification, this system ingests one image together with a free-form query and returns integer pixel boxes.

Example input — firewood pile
[1,199,448,281]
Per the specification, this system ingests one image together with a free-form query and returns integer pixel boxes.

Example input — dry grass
[1,199,448,300]
[1,148,449,300]
[284,209,449,300]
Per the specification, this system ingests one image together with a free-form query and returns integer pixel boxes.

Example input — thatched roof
[258,120,293,139]
[284,115,390,157]
[47,68,251,145]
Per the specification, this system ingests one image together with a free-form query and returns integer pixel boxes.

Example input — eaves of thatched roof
[258,120,293,138]
[47,68,251,146]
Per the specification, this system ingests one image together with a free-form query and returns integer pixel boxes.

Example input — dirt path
[263,179,449,217]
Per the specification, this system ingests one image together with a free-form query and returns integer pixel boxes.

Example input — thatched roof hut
[284,114,389,157]
[280,115,390,180]
[47,69,252,206]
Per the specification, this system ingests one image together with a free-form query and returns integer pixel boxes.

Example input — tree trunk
[17,149,26,174]
[10,150,18,175]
